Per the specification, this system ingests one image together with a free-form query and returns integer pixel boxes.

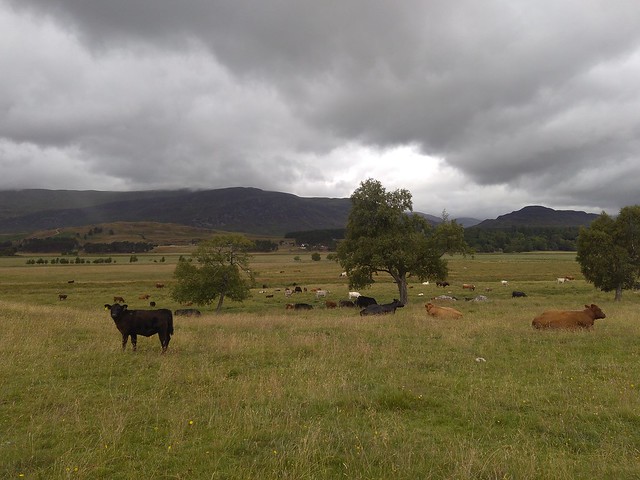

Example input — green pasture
[2,252,640,479]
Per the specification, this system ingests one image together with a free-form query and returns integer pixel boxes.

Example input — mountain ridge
[474,205,599,228]
[0,188,598,236]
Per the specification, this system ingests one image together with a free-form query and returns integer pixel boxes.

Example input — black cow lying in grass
[355,295,377,308]
[359,299,404,316]
[105,303,174,353]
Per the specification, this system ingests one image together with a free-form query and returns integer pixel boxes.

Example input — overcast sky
[1,1,639,219]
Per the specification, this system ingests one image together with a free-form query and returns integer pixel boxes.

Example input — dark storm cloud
[2,0,640,218]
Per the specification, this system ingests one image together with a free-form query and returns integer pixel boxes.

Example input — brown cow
[325,301,337,309]
[462,284,475,291]
[113,296,125,303]
[139,294,151,300]
[58,294,68,301]
[532,304,606,330]
[425,302,463,319]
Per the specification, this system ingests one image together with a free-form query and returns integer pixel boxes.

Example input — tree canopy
[171,234,255,311]
[576,205,640,301]
[336,178,469,305]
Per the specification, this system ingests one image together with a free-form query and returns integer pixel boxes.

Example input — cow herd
[100,275,605,353]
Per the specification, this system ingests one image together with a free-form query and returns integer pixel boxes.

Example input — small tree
[171,234,255,311]
[311,252,321,261]
[336,179,469,305]
[576,205,640,301]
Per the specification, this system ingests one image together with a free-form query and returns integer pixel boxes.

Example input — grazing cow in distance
[355,296,377,308]
[501,280,509,286]
[315,289,328,298]
[58,294,68,301]
[149,301,156,307]
[113,296,125,303]
[104,303,174,353]
[339,300,356,308]
[294,286,303,293]
[556,277,566,284]
[340,272,347,277]
[348,291,361,300]
[360,299,404,316]
[462,284,475,291]
[155,283,165,288]
[325,301,337,309]
[436,281,450,288]
[532,304,606,330]
[67,280,75,284]
[139,294,151,300]
[174,308,201,316]
[564,275,575,281]
[425,303,463,319]
[512,291,527,298]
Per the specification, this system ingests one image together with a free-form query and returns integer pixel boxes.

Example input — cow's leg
[131,334,137,351]
[160,332,170,353]
[121,334,128,350]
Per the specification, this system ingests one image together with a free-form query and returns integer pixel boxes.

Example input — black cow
[339,300,356,308]
[294,303,313,310]
[512,291,528,298]
[436,281,450,287]
[105,303,174,353]
[355,296,377,308]
[174,308,202,316]
[359,299,404,316]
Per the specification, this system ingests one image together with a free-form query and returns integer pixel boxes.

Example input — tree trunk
[216,292,225,312]
[614,285,623,302]
[397,276,409,305]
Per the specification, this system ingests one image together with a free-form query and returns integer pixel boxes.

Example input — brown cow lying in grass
[425,303,463,319]
[532,304,606,330]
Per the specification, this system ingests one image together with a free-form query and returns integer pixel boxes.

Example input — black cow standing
[105,303,174,353]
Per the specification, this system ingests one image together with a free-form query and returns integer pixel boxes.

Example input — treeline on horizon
[0,225,582,255]
[1,236,281,256]
[286,226,582,253]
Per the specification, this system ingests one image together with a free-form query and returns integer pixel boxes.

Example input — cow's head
[586,304,606,319]
[105,303,128,319]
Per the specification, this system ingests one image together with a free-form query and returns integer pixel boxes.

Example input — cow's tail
[168,314,174,335]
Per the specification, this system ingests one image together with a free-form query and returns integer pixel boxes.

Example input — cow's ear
[585,305,590,309]
[104,304,111,310]
[122,304,128,310]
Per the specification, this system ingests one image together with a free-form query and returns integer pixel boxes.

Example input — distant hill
[0,188,352,236]
[415,213,481,227]
[473,205,599,229]
[0,189,599,239]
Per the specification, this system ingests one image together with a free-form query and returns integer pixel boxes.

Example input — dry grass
[2,253,640,478]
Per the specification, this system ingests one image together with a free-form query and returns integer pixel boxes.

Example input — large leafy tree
[336,178,469,305]
[172,234,255,311]
[576,205,640,301]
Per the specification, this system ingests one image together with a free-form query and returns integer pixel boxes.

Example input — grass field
[2,252,640,479]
